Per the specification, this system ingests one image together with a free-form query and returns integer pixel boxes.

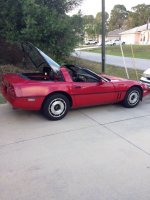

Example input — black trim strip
[71,91,126,96]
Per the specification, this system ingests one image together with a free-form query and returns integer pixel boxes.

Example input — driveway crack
[80,111,150,157]
[103,125,150,157]
[0,125,97,149]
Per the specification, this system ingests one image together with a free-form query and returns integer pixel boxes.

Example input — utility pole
[101,0,105,73]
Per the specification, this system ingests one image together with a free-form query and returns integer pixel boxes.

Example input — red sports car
[1,42,149,120]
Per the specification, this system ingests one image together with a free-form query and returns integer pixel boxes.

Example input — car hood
[101,74,148,90]
[101,74,129,82]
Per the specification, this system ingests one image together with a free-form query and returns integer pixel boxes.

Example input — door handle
[74,85,82,89]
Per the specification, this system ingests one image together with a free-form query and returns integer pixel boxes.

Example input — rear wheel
[42,94,70,120]
[123,87,142,108]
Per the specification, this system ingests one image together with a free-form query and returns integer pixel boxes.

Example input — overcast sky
[70,0,150,16]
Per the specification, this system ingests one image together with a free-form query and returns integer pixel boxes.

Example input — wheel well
[41,91,73,109]
[128,85,143,99]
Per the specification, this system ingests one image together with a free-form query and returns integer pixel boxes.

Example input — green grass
[0,93,5,104]
[84,45,150,60]
[68,57,143,80]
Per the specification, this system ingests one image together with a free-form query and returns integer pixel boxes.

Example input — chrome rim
[48,98,66,117]
[128,91,140,105]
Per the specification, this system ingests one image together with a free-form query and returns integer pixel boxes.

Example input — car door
[71,69,116,107]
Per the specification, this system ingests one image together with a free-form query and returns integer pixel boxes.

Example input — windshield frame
[21,42,61,73]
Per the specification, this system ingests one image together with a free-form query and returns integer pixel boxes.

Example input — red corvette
[1,42,149,120]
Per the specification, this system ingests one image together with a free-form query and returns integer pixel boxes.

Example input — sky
[70,0,150,16]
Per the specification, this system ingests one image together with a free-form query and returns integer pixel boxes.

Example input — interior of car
[21,66,56,81]
[64,64,100,83]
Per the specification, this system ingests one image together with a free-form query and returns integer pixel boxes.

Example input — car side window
[65,65,101,83]
[75,69,100,83]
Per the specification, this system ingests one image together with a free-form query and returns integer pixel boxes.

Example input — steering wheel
[74,73,87,82]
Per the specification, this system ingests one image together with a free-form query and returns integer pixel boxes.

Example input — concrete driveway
[1,97,150,200]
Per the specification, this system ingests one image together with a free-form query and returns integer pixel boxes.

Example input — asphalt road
[72,50,150,70]
[1,97,150,200]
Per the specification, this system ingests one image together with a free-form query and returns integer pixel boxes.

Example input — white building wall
[121,34,135,44]
[140,31,150,45]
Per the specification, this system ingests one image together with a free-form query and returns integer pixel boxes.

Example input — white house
[120,23,150,45]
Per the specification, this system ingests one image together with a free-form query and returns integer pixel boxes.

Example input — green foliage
[108,3,150,31]
[0,0,24,41]
[109,5,128,30]
[83,12,109,38]
[0,93,5,104]
[83,15,94,25]
[83,15,95,37]
[94,12,109,36]
[125,4,150,29]
[0,0,83,61]
[109,5,128,31]
[35,0,82,13]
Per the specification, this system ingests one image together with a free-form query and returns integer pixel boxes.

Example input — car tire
[42,94,70,120]
[123,87,142,108]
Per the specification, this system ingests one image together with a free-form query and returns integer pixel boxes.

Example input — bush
[0,41,23,65]
[0,64,35,86]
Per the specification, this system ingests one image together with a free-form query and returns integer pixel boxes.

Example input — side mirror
[97,78,103,85]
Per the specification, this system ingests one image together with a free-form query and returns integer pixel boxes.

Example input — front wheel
[123,87,142,108]
[42,94,70,120]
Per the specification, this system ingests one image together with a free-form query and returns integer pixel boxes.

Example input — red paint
[1,66,149,112]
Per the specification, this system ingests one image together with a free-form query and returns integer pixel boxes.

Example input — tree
[108,5,128,31]
[82,12,109,40]
[125,4,150,29]
[83,15,95,37]
[71,11,84,41]
[35,0,82,13]
[0,0,24,41]
[0,0,83,61]
[94,12,109,36]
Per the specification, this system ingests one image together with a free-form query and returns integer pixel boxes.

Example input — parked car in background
[140,68,150,87]
[96,41,102,46]
[85,40,98,45]
[96,40,111,46]
[110,39,125,46]
[105,40,113,46]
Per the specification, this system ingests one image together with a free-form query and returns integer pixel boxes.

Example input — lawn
[84,45,150,60]
[0,93,5,104]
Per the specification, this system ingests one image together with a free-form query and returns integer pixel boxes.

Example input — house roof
[120,23,150,35]
[107,29,124,36]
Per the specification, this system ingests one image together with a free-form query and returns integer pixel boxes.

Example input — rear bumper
[2,88,44,110]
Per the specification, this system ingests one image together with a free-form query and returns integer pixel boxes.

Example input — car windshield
[22,42,60,73]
